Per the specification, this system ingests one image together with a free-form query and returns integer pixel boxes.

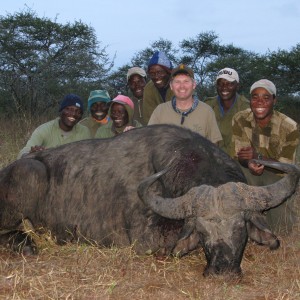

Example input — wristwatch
[257,153,263,160]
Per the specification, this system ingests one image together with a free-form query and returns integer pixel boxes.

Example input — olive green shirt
[80,116,110,137]
[148,99,222,144]
[18,118,92,158]
[128,91,146,126]
[95,120,143,138]
[205,94,249,155]
[143,80,174,124]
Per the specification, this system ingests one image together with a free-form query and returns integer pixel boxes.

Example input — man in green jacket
[80,90,111,137]
[143,51,174,124]
[205,68,249,155]
[127,67,147,125]
[18,94,91,158]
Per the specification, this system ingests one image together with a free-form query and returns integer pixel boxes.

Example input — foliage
[276,95,300,123]
[130,38,179,70]
[106,38,179,98]
[0,10,299,119]
[0,9,112,117]
[263,44,300,96]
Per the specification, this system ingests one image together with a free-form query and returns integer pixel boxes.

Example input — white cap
[216,68,239,83]
[250,79,276,96]
[127,67,147,82]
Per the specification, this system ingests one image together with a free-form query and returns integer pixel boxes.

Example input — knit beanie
[148,51,173,72]
[59,94,84,112]
[88,90,111,111]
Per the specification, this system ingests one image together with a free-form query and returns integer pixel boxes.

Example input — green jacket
[95,119,143,138]
[205,94,249,155]
[80,115,110,137]
[143,80,174,124]
[18,118,92,158]
[95,100,143,138]
[128,90,146,126]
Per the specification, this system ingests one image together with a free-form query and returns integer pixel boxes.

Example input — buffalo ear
[246,212,280,250]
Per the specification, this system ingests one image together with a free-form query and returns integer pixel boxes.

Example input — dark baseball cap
[171,64,194,79]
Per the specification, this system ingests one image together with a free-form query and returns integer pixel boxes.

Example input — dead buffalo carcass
[0,124,298,276]
[138,159,300,276]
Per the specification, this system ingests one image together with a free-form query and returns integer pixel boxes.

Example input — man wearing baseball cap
[148,64,222,144]
[231,79,299,233]
[126,67,147,125]
[205,67,249,155]
[18,94,91,158]
[80,90,111,137]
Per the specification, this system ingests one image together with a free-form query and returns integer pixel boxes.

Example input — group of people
[18,51,299,233]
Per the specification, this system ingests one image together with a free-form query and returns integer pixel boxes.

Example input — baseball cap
[87,90,111,111]
[250,79,276,96]
[171,64,194,79]
[216,68,239,83]
[126,67,147,82]
[112,95,134,110]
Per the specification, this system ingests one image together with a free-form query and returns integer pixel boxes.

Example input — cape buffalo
[138,159,300,276]
[0,124,298,276]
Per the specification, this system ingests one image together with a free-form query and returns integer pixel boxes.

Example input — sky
[1,0,300,69]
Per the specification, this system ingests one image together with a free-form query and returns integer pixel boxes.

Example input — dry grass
[0,116,50,167]
[0,117,300,300]
[0,231,300,300]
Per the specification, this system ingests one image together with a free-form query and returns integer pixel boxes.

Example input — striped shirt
[231,108,299,163]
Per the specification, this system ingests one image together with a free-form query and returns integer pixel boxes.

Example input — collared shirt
[148,97,222,144]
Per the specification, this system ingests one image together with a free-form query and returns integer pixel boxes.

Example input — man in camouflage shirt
[231,79,299,233]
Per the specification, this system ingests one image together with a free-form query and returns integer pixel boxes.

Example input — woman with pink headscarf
[95,95,143,138]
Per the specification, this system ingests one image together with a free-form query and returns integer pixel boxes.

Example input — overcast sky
[2,0,300,68]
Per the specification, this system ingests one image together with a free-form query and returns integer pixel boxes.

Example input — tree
[179,32,255,99]
[205,48,263,97]
[263,44,300,96]
[0,9,112,117]
[106,38,178,98]
[179,32,221,87]
[131,38,178,70]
